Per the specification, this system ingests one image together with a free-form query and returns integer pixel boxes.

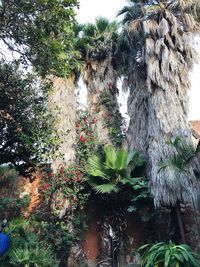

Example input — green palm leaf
[104,145,118,170]
[87,155,108,179]
[93,183,119,194]
[86,145,145,194]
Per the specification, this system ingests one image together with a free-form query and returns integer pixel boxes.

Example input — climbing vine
[100,85,125,146]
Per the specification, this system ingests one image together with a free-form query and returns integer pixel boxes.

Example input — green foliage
[127,178,151,217]
[40,163,89,215]
[0,0,79,76]
[9,245,59,267]
[75,17,119,61]
[157,137,199,178]
[27,209,88,264]
[0,166,17,181]
[39,220,74,259]
[0,218,59,266]
[0,196,30,215]
[138,241,200,267]
[0,61,60,175]
[86,145,146,194]
[100,89,125,146]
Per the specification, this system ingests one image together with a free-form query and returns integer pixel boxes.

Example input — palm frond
[87,155,108,179]
[95,17,110,33]
[93,183,119,194]
[115,148,127,170]
[104,145,118,170]
[127,150,146,171]
[86,145,145,194]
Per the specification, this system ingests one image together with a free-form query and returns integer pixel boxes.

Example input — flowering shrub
[40,164,89,215]
[75,112,99,167]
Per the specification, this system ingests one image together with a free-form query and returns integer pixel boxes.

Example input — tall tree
[118,0,200,210]
[77,18,124,146]
[0,0,80,172]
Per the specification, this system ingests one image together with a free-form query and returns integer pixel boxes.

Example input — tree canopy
[0,0,80,174]
[0,0,79,76]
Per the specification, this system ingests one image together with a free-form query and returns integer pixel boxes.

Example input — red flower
[42,182,49,192]
[79,135,87,142]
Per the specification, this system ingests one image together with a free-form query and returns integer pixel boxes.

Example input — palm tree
[77,17,123,146]
[118,0,200,212]
[48,24,84,171]
[157,137,200,242]
[86,145,146,266]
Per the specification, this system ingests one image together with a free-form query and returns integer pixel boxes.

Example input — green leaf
[164,250,170,267]
[127,206,137,212]
[115,148,127,170]
[93,183,119,194]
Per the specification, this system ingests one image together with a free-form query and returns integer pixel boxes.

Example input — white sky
[77,0,126,23]
[76,0,200,121]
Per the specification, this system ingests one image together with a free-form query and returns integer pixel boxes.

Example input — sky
[76,0,200,121]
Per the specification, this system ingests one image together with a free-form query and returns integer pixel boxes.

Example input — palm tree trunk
[49,75,77,171]
[82,58,120,145]
[127,81,198,207]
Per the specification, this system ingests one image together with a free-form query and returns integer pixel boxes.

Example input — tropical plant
[158,137,200,181]
[157,137,200,243]
[76,17,119,61]
[0,218,60,266]
[9,245,59,267]
[76,18,122,145]
[86,145,146,193]
[138,241,200,267]
[118,0,199,210]
[49,74,78,171]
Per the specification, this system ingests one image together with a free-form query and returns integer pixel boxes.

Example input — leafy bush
[0,218,59,267]
[40,163,89,217]
[9,245,59,267]
[0,166,17,182]
[138,241,199,267]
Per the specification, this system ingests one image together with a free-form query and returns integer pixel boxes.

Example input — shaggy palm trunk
[126,9,199,243]
[127,9,199,208]
[49,76,77,171]
[82,57,119,145]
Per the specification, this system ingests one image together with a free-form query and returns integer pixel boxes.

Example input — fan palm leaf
[87,155,110,180]
[86,145,146,194]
